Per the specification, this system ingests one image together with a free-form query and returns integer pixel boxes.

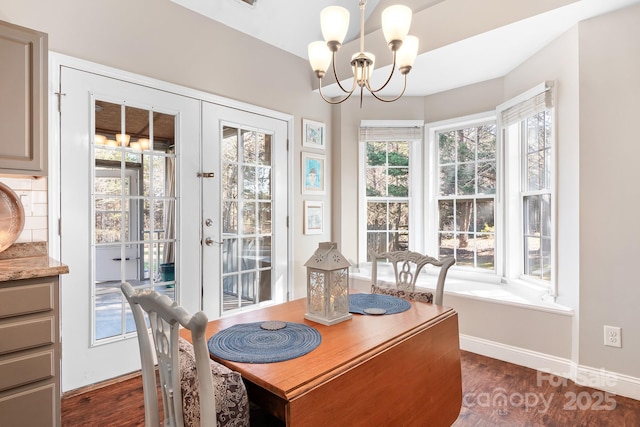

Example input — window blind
[359,126,423,142]
[500,84,554,126]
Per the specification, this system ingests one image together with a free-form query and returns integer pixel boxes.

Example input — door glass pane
[222,126,274,312]
[93,100,177,344]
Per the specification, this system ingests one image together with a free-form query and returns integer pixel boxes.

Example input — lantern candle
[304,242,352,325]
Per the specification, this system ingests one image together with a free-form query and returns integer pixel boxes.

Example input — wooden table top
[183,296,456,402]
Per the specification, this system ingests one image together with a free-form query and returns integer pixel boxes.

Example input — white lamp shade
[116,133,130,146]
[397,35,419,69]
[321,6,350,44]
[94,134,107,145]
[352,52,375,83]
[309,41,332,73]
[138,138,150,150]
[381,5,412,44]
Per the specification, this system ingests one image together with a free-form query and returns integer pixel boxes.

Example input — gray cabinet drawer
[0,316,55,355]
[0,383,55,426]
[0,281,54,318]
[0,350,54,392]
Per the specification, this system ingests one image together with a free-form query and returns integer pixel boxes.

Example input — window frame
[498,82,557,293]
[425,112,501,284]
[357,84,556,295]
[424,85,556,291]
[358,120,424,264]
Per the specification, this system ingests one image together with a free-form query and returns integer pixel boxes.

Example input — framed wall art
[304,200,324,235]
[302,119,325,150]
[301,152,325,194]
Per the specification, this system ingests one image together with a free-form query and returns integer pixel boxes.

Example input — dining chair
[368,249,456,305]
[121,282,249,427]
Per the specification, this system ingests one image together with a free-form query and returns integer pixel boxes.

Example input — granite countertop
[0,242,69,282]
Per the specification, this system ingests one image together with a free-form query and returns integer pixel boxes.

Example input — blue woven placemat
[208,322,321,363]
[349,293,411,315]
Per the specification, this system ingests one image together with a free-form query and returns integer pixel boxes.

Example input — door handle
[197,172,215,178]
[204,237,223,246]
[112,257,131,261]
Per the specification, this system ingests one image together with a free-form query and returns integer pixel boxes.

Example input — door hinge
[58,218,62,236]
[286,216,289,228]
[54,92,66,113]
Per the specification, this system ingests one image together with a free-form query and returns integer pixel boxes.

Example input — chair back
[368,249,455,305]
[121,282,216,427]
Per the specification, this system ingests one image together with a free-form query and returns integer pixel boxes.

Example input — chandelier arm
[365,51,398,94]
[332,52,353,94]
[318,78,355,104]
[368,74,408,103]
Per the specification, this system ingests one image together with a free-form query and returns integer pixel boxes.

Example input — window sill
[350,270,573,316]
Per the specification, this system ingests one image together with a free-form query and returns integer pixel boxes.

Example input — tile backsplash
[0,176,48,242]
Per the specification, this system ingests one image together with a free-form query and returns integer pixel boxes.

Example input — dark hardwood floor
[452,351,640,426]
[62,350,640,426]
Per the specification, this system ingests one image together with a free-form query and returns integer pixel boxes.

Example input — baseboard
[575,364,640,402]
[459,334,640,401]
[61,370,142,398]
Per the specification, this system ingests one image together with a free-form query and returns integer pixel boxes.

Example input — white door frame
[49,53,294,391]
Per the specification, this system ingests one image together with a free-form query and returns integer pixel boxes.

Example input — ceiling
[95,100,175,148]
[171,0,638,97]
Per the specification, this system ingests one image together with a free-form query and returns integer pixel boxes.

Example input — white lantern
[304,242,352,326]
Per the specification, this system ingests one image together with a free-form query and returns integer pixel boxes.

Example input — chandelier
[308,0,419,107]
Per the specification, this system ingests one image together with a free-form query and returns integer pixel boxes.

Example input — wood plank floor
[62,350,640,426]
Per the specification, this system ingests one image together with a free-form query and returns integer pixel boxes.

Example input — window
[221,126,273,312]
[359,83,555,292]
[522,112,552,280]
[93,100,177,342]
[359,123,422,261]
[436,123,497,270]
[501,83,555,286]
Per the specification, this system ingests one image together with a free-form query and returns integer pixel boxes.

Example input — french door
[59,67,200,391]
[58,65,290,392]
[201,103,289,316]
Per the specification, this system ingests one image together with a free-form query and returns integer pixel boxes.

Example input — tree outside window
[365,140,410,258]
[437,124,496,270]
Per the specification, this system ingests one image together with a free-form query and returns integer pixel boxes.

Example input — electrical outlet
[604,325,621,348]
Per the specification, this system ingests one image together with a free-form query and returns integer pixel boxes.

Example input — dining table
[181,295,462,426]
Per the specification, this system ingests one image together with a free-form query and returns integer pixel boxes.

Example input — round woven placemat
[349,293,411,315]
[208,321,321,363]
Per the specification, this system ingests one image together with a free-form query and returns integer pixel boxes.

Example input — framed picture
[302,119,326,150]
[304,200,324,235]
[301,152,325,194]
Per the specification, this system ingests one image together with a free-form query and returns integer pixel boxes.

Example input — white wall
[424,77,504,123]
[504,25,581,363]
[578,4,640,378]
